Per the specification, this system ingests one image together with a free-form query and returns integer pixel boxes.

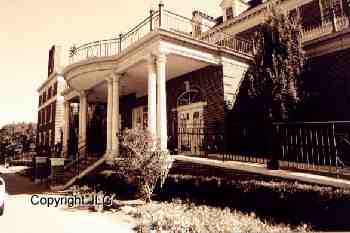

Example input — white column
[111,73,120,158]
[79,91,87,146]
[156,53,168,151]
[147,55,157,136]
[63,101,70,155]
[106,77,113,154]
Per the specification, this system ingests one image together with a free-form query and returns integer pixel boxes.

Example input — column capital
[156,52,168,64]
[147,54,155,64]
[106,75,113,84]
[79,90,87,98]
[110,71,123,82]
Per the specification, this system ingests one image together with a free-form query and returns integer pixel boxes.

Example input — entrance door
[177,104,204,155]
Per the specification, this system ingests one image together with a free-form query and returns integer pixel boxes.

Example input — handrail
[302,15,349,42]
[122,11,158,39]
[68,8,253,64]
[163,9,253,55]
[63,140,87,170]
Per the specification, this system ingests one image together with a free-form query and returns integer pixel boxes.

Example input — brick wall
[166,65,225,135]
[118,65,224,136]
[37,100,56,147]
[300,47,350,121]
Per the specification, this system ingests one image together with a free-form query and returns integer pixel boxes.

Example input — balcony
[302,15,350,42]
[68,7,253,65]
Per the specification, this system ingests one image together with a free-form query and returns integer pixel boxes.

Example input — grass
[154,174,350,231]
[131,200,312,233]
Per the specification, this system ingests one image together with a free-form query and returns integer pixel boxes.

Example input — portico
[60,3,252,162]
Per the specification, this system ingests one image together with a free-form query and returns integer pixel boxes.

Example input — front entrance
[177,104,205,155]
[176,89,206,155]
[87,104,107,155]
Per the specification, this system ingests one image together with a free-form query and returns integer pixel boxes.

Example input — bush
[133,200,312,233]
[115,127,173,202]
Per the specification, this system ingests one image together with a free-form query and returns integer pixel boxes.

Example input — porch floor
[174,155,350,189]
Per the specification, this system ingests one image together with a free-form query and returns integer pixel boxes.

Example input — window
[53,82,58,95]
[43,91,46,103]
[132,106,148,129]
[39,95,42,106]
[226,7,234,20]
[47,105,51,123]
[38,111,41,126]
[48,129,51,146]
[48,87,52,99]
[177,89,202,106]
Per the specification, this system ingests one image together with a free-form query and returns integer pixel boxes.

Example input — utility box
[34,157,49,184]
[50,158,65,186]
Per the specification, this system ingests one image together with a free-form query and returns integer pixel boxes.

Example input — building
[37,46,66,150]
[37,0,350,186]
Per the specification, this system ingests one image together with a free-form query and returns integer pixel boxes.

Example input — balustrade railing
[302,15,349,42]
[68,8,253,64]
[163,10,253,55]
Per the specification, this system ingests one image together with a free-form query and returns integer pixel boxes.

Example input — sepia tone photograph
[1,0,350,232]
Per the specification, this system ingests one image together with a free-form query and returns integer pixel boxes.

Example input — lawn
[131,200,311,233]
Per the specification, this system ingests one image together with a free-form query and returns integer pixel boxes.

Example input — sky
[0,0,222,128]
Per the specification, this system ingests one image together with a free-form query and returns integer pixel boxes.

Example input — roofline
[37,71,60,92]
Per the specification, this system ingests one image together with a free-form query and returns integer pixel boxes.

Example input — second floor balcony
[68,5,254,65]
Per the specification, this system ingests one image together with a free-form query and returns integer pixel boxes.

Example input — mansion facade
[37,0,350,177]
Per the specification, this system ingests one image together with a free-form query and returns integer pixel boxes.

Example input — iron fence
[175,124,271,164]
[273,121,350,174]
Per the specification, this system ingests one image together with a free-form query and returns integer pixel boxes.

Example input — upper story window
[53,82,58,95]
[47,105,52,123]
[43,91,46,103]
[226,7,234,20]
[39,95,42,107]
[48,87,52,100]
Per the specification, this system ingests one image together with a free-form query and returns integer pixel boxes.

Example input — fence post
[150,9,154,32]
[268,123,280,170]
[158,1,164,29]
[118,33,123,53]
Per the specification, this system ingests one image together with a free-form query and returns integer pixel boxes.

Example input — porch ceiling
[72,54,209,103]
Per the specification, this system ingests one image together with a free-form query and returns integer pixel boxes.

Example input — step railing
[62,142,103,183]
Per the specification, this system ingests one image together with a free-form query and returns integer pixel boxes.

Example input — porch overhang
[62,29,252,101]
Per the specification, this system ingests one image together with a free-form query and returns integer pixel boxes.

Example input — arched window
[177,89,202,107]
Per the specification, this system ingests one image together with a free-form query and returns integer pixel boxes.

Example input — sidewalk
[174,155,350,189]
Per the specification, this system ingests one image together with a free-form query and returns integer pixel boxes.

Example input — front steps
[50,154,109,191]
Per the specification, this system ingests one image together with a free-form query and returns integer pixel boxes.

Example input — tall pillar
[106,77,113,154]
[111,73,120,159]
[156,53,168,151]
[63,101,70,156]
[147,55,157,136]
[79,91,87,146]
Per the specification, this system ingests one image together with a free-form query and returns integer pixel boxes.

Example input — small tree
[245,4,306,122]
[115,127,173,202]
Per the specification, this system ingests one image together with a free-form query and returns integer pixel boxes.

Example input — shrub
[115,127,173,202]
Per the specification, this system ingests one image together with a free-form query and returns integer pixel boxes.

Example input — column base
[105,150,118,165]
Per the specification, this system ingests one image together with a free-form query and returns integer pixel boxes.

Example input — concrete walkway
[174,155,350,189]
